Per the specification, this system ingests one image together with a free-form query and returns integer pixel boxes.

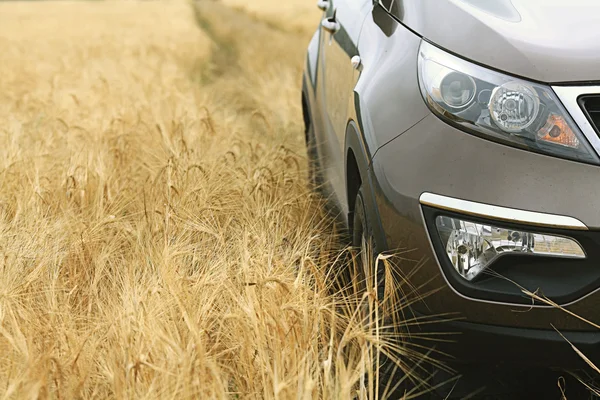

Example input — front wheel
[351,187,442,399]
[351,187,409,399]
[303,101,323,190]
[351,187,384,303]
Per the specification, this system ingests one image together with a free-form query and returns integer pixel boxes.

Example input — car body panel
[344,121,389,250]
[389,0,600,83]
[377,114,600,231]
[313,0,371,218]
[354,6,430,153]
[373,113,600,330]
[302,0,600,344]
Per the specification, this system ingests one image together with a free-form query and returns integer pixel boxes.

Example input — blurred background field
[221,0,320,33]
[0,0,402,398]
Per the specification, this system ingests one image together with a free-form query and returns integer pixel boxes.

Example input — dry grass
[221,0,321,34]
[0,0,429,398]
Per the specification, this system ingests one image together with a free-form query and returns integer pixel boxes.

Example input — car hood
[400,0,600,83]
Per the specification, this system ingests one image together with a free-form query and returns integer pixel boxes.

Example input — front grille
[578,95,600,135]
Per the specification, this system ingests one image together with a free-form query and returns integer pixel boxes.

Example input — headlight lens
[418,41,599,164]
[435,216,586,282]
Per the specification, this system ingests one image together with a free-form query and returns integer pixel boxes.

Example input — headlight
[418,41,599,164]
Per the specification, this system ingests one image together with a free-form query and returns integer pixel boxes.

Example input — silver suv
[301,0,600,396]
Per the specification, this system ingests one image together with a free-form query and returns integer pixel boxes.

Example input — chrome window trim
[553,85,600,159]
[419,192,588,231]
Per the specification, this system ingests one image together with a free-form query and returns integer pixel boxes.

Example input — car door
[317,0,371,208]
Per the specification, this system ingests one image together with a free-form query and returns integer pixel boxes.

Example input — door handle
[317,0,329,11]
[321,10,339,34]
[351,56,362,70]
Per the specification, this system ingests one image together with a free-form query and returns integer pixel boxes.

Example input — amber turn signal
[537,113,580,148]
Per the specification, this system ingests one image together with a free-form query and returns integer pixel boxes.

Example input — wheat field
[0,1,426,398]
[2,0,598,398]
[221,0,320,34]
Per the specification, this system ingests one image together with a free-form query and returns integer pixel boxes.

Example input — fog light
[435,216,585,281]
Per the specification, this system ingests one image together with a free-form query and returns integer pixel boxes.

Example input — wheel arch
[301,80,311,146]
[345,123,365,223]
[345,120,388,250]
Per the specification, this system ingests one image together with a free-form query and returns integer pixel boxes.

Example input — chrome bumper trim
[419,192,588,231]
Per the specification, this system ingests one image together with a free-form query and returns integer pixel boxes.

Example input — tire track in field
[192,0,311,148]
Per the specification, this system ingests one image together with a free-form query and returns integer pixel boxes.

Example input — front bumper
[427,317,600,369]
[370,113,600,333]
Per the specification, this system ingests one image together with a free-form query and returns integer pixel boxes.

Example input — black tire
[352,187,447,399]
[352,187,414,399]
[351,187,384,300]
[306,127,323,190]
